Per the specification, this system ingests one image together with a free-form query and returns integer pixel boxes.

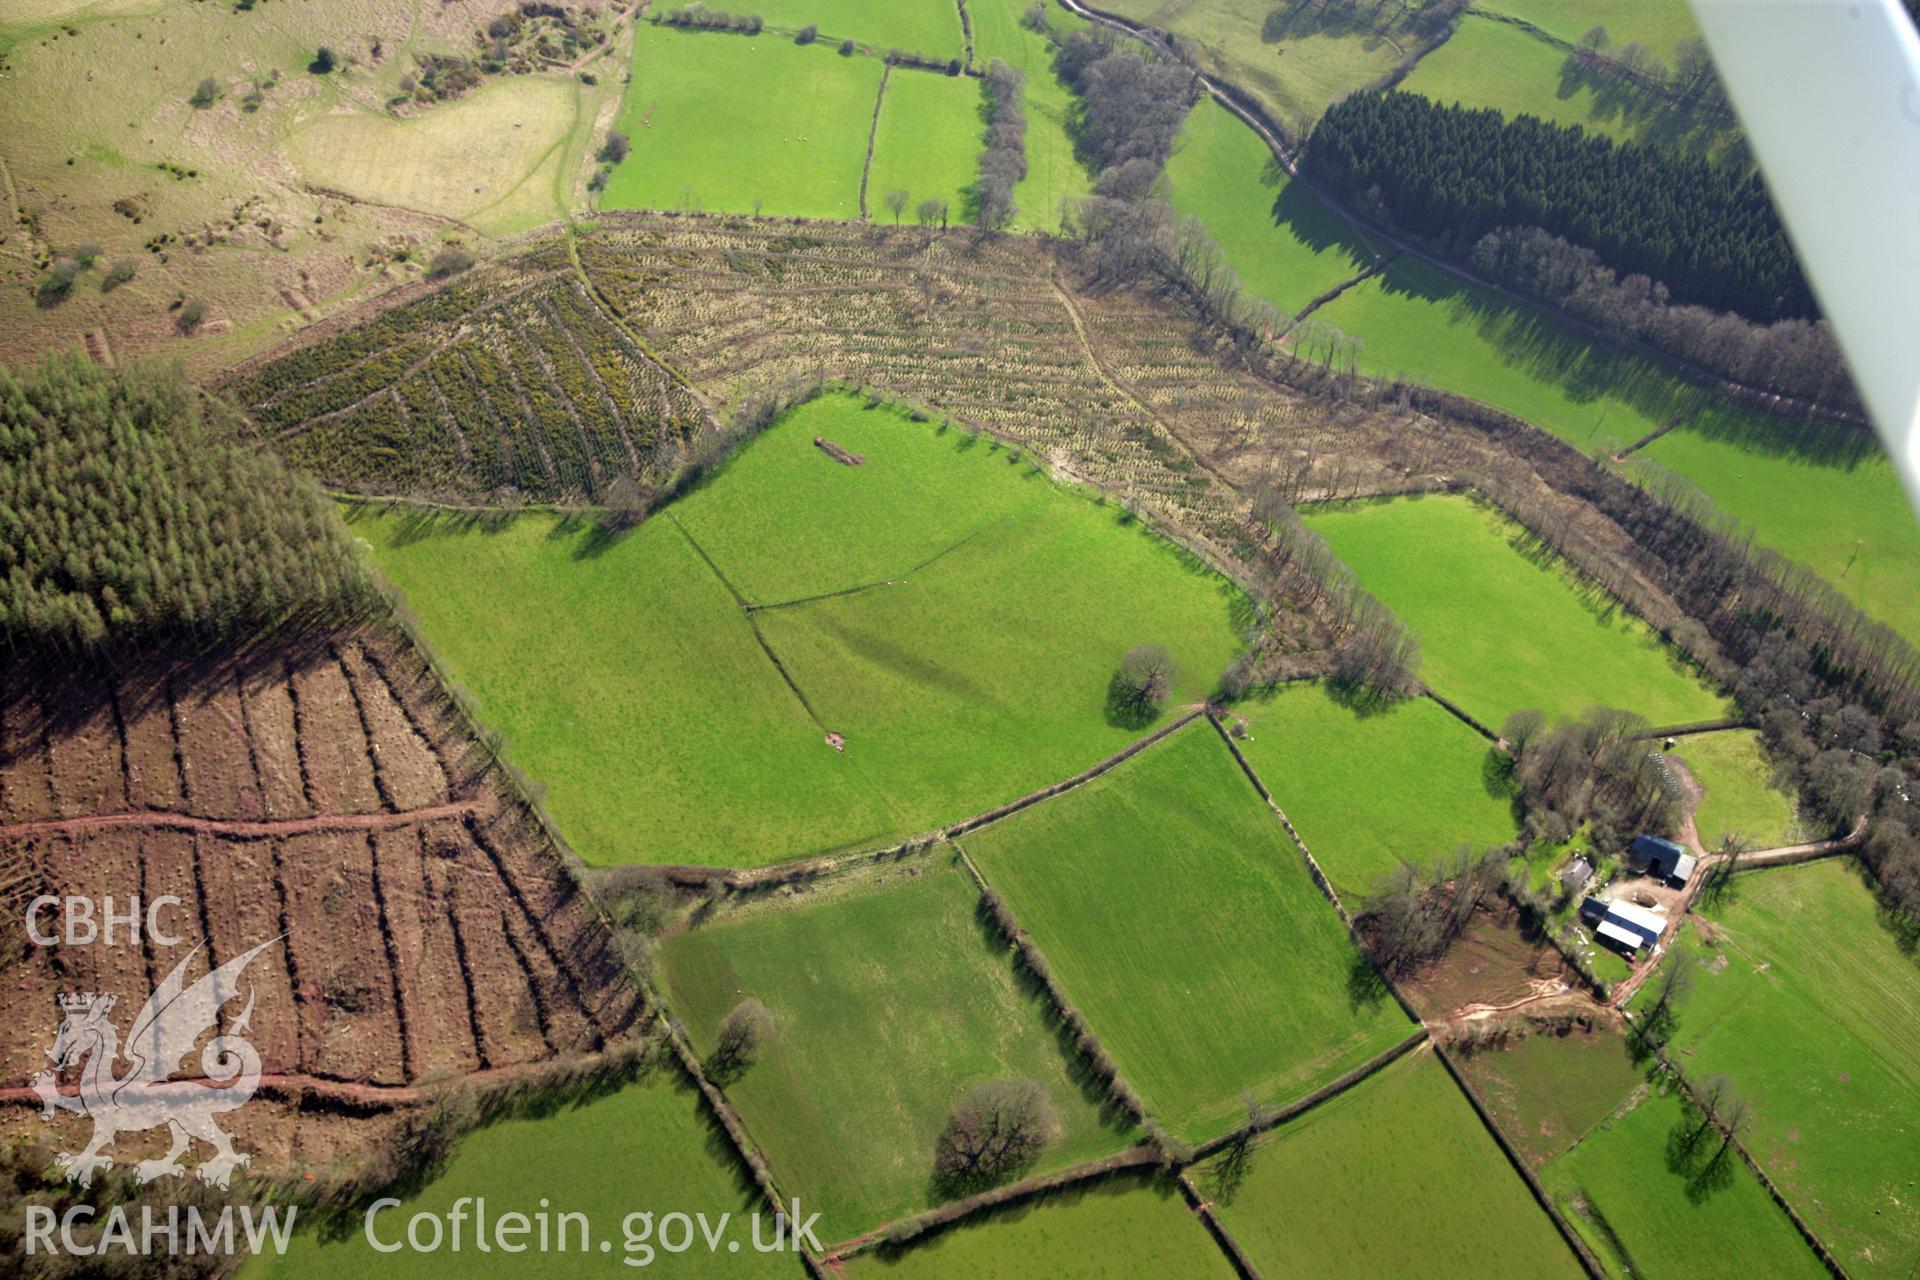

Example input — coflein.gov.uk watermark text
[25,1199,823,1267]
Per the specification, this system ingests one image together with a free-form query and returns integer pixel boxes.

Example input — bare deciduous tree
[883,189,910,225]
[933,1080,1056,1195]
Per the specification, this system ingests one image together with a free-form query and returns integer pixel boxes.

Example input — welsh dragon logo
[30,937,280,1189]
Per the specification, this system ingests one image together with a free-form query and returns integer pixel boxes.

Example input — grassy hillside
[965,722,1412,1142]
[660,857,1132,1242]
[1401,13,1740,161]
[1163,98,1380,316]
[1301,494,1728,728]
[1232,681,1518,900]
[1101,0,1413,135]
[1198,1049,1585,1279]
[353,393,1244,866]
[0,0,619,369]
[1657,861,1920,1277]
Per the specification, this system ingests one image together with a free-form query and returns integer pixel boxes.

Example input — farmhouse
[1579,896,1667,955]
[1560,856,1594,894]
[1628,833,1698,886]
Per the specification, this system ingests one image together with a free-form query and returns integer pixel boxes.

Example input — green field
[1314,245,1920,648]
[1639,426,1920,646]
[1199,1049,1584,1279]
[659,857,1132,1242]
[844,1174,1235,1279]
[1478,0,1702,58]
[1670,731,1799,851]
[1184,156,1920,646]
[348,505,899,866]
[1232,681,1517,900]
[866,70,980,224]
[1301,494,1728,728]
[1402,14,1740,161]
[355,393,1244,867]
[750,0,963,57]
[1542,1086,1829,1280]
[1461,1029,1645,1167]
[605,25,880,217]
[968,0,1095,232]
[246,1065,800,1278]
[964,722,1411,1142]
[1163,98,1380,316]
[1102,0,1411,133]
[1658,861,1920,1277]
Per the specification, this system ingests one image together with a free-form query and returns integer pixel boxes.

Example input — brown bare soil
[0,628,646,1173]
[1401,901,1582,1020]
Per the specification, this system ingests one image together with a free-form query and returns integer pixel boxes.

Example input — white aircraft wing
[1690,0,1920,516]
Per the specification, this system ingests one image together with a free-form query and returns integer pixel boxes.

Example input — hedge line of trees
[660,4,762,34]
[1469,226,1858,412]
[1,355,368,651]
[1305,91,1814,322]
[976,60,1028,231]
[1500,706,1678,851]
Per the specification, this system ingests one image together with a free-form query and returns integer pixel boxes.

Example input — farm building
[1560,856,1594,893]
[1579,896,1668,955]
[1628,833,1698,886]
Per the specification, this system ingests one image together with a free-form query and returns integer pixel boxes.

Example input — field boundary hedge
[1650,1051,1851,1279]
[955,841,1153,1127]
[1176,1171,1262,1280]
[1430,1041,1608,1279]
[1188,1029,1427,1161]
[821,1145,1164,1260]
[1205,711,1352,924]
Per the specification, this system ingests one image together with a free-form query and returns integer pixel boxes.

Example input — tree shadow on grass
[1345,950,1391,1013]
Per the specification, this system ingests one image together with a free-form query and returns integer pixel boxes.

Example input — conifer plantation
[0,355,367,650]
[1306,91,1813,321]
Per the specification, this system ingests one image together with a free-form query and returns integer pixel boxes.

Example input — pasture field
[1639,425,1920,645]
[1231,680,1517,900]
[1163,100,1380,316]
[1101,0,1412,133]
[1541,1086,1829,1280]
[1401,13,1740,161]
[749,0,964,59]
[865,70,981,225]
[1300,494,1728,728]
[964,722,1412,1143]
[843,1173,1235,1279]
[658,856,1132,1242]
[1478,0,1703,58]
[1459,1029,1644,1167]
[1315,258,1920,646]
[346,507,900,867]
[968,0,1095,231]
[1670,730,1799,851]
[1658,861,1920,1277]
[245,1065,800,1278]
[604,25,880,218]
[289,75,583,234]
[1198,1049,1584,1279]
[352,392,1243,866]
